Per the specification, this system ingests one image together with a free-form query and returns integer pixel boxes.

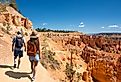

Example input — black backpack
[15,36,24,48]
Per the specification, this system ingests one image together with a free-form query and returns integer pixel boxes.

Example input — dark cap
[31,31,37,36]
[17,31,21,34]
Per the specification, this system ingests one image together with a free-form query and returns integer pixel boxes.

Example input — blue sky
[16,0,121,33]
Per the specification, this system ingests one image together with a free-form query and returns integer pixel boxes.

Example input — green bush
[64,63,76,81]
[24,32,28,36]
[3,22,7,26]
[0,4,7,12]
[41,38,60,70]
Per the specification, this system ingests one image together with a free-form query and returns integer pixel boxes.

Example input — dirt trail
[0,51,56,82]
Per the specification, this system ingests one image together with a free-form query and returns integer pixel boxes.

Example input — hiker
[12,31,26,68]
[27,31,41,81]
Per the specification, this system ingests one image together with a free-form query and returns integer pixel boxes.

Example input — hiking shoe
[11,66,14,70]
[17,66,19,69]
[31,77,35,81]
[17,65,20,69]
[14,64,16,68]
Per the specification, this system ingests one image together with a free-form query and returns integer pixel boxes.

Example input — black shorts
[14,50,23,58]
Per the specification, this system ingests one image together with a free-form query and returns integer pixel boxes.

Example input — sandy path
[0,52,56,82]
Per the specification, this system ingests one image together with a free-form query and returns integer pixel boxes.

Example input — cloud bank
[108,24,120,28]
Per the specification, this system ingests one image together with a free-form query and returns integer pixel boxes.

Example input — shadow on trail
[5,71,31,81]
[0,65,13,69]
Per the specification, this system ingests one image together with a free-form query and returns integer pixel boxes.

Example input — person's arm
[12,37,15,52]
[24,42,26,51]
[12,43,14,52]
[23,37,26,51]
[37,38,41,59]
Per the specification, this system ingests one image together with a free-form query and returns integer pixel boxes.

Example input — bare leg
[14,56,17,68]
[30,61,34,74]
[32,61,38,81]
[17,58,21,69]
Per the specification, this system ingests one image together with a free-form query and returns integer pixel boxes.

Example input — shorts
[29,54,40,62]
[14,49,23,58]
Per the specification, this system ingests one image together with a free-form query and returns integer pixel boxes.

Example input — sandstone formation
[41,32,121,82]
[0,12,32,29]
[0,4,32,35]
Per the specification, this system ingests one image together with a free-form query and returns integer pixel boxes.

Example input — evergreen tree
[9,0,18,10]
[0,0,10,4]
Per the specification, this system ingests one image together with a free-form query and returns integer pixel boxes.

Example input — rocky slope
[0,3,32,36]
[0,3,32,64]
[0,4,57,82]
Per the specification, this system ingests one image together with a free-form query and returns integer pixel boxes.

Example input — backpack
[27,40,37,56]
[15,36,24,49]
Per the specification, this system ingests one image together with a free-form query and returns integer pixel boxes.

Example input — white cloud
[80,22,84,25]
[108,24,119,28]
[101,27,105,28]
[101,31,121,33]
[78,22,85,28]
[42,23,48,26]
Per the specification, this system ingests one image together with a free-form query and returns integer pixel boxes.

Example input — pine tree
[9,0,18,10]
[0,0,10,4]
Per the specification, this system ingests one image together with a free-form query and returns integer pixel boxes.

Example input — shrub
[41,38,60,70]
[40,60,47,69]
[9,3,17,10]
[64,63,76,81]
[24,32,28,36]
